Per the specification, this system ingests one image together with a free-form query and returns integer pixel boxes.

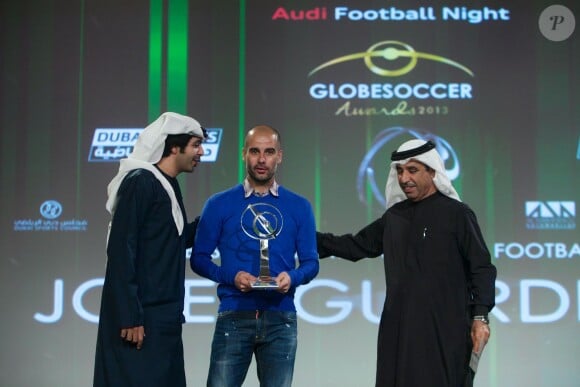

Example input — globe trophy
[241,203,283,289]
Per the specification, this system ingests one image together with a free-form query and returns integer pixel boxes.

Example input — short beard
[248,167,275,185]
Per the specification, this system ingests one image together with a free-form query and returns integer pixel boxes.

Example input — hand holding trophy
[241,203,283,289]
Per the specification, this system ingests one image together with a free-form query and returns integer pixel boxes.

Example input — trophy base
[251,277,279,289]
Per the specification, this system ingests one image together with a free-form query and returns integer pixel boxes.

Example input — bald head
[243,125,283,189]
[244,125,282,150]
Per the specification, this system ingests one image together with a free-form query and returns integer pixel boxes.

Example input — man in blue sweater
[191,125,319,387]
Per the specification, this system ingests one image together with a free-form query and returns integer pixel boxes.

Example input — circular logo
[40,200,63,219]
[539,5,575,42]
[240,203,283,240]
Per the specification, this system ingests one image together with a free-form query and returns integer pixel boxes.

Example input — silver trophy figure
[241,203,283,289]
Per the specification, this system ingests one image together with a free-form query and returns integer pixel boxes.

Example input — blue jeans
[207,310,297,387]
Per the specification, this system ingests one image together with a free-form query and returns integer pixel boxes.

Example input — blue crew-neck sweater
[191,184,319,312]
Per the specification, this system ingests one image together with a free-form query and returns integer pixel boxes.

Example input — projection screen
[1,1,578,386]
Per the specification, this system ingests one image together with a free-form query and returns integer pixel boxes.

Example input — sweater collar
[243,178,279,198]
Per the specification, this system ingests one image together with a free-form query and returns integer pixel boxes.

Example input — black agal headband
[390,140,436,161]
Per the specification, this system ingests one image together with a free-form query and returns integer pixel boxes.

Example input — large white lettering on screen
[34,278,580,324]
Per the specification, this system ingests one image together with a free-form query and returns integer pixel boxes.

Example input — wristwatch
[472,315,489,324]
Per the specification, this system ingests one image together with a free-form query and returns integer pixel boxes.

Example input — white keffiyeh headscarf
[105,112,205,235]
[385,139,461,209]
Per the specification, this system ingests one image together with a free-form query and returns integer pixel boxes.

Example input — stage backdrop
[1,1,578,386]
